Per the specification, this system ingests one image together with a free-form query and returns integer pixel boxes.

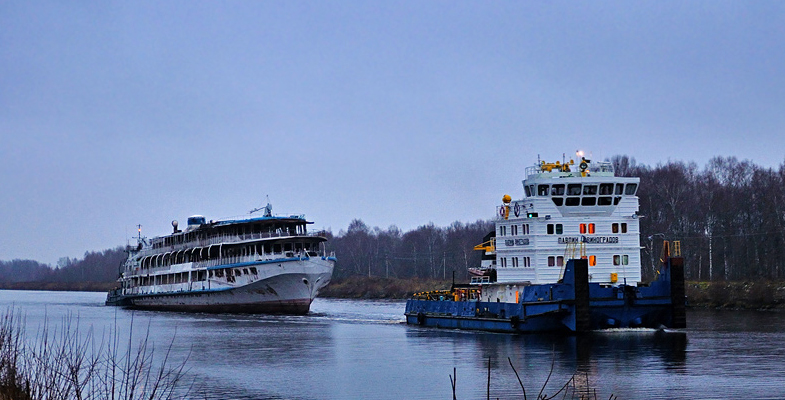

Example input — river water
[3,290,785,399]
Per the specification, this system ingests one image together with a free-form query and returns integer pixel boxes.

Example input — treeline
[0,248,125,285]
[616,154,785,281]
[2,154,785,286]
[324,219,494,280]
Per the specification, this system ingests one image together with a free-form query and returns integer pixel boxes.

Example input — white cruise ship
[106,203,335,314]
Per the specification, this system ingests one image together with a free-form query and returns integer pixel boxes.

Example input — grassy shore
[3,277,784,310]
[0,310,190,400]
[0,281,115,292]
[685,280,785,309]
[319,276,454,299]
[322,276,785,309]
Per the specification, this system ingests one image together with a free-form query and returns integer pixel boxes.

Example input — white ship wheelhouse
[489,157,643,285]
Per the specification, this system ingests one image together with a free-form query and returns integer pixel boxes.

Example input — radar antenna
[250,195,273,217]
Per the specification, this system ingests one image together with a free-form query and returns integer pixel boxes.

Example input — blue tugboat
[405,154,686,333]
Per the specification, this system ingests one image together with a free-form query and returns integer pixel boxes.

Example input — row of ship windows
[527,183,638,198]
[499,254,631,268]
[500,224,531,236]
[125,267,259,287]
[499,223,629,236]
[551,196,620,207]
[154,223,307,249]
[140,241,319,269]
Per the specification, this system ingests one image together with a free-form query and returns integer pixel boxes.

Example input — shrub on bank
[686,281,785,309]
[0,310,191,400]
[320,276,785,309]
[319,276,453,299]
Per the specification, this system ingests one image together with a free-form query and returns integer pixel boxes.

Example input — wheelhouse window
[551,184,565,196]
[615,184,624,195]
[625,183,638,195]
[599,183,613,195]
[538,185,550,196]
[565,197,580,206]
[583,185,598,195]
[524,186,532,197]
[598,197,613,206]
[567,184,582,195]
[581,197,596,206]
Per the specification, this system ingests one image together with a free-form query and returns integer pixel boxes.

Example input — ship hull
[405,258,685,333]
[107,258,333,314]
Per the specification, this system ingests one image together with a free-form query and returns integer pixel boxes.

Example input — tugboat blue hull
[405,257,685,333]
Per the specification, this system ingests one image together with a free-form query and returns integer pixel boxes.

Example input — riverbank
[0,281,115,292]
[319,276,452,299]
[321,276,785,309]
[685,280,785,309]
[3,278,784,310]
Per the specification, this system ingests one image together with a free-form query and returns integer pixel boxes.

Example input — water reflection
[404,326,688,397]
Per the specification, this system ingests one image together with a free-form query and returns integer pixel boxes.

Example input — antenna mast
[250,195,273,217]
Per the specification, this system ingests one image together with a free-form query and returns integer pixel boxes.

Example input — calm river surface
[3,290,785,399]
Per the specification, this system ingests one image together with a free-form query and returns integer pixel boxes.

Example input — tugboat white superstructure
[106,203,335,314]
[406,154,686,333]
[481,155,642,298]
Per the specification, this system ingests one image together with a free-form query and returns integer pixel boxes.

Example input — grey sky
[2,1,785,265]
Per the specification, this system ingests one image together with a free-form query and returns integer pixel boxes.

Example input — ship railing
[138,231,329,257]
[470,276,491,285]
[524,160,615,177]
[189,251,324,270]
[130,248,335,275]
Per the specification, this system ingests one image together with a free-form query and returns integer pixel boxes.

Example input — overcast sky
[2,1,785,265]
